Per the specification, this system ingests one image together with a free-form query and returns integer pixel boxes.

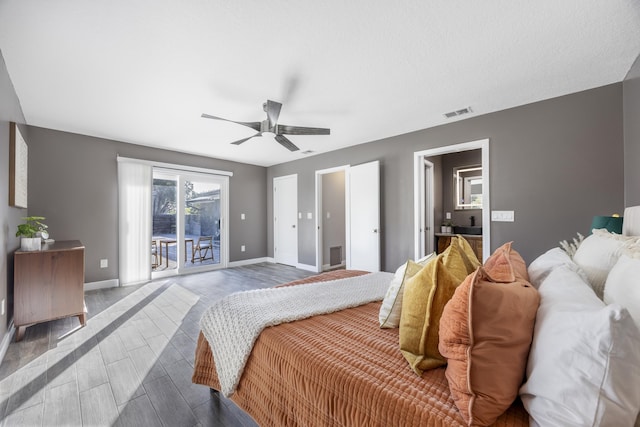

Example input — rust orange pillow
[439,262,539,426]
[483,241,529,282]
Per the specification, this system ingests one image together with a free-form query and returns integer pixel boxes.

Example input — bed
[192,268,528,426]
[192,207,640,427]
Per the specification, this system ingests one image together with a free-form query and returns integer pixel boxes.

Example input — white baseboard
[228,257,272,267]
[297,263,319,272]
[84,279,120,291]
[0,321,15,365]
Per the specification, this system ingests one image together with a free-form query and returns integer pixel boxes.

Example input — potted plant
[16,216,48,251]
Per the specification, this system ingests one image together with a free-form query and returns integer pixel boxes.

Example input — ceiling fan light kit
[202,100,330,152]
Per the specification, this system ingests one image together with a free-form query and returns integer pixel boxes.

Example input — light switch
[241,245,246,252]
[491,210,515,222]
[100,259,108,268]
[241,213,245,220]
[326,211,331,219]
[298,212,302,219]
[446,212,451,220]
[307,212,313,219]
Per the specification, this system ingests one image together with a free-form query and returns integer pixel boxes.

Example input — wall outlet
[241,213,245,220]
[307,212,313,219]
[1,299,4,316]
[326,211,331,219]
[241,245,246,252]
[446,212,451,219]
[100,259,108,268]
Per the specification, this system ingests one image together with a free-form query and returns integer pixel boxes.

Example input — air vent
[444,106,473,119]
[301,150,315,155]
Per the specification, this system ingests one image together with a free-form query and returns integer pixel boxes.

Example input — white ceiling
[1,1,639,167]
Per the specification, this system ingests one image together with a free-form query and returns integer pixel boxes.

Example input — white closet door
[274,174,298,266]
[348,161,380,272]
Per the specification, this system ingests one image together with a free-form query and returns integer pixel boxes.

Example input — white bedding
[523,248,640,426]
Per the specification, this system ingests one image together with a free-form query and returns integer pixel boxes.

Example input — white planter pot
[20,237,42,251]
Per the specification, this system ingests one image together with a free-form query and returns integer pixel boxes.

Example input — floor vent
[330,246,342,266]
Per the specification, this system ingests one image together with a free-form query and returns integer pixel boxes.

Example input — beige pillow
[379,253,436,328]
[399,239,476,374]
[439,246,539,426]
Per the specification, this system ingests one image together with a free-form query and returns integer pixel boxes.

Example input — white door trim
[315,165,350,273]
[419,159,435,256]
[413,139,490,261]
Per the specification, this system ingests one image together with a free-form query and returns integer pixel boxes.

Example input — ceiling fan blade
[201,113,261,132]
[265,100,282,129]
[277,124,330,135]
[275,135,300,152]
[230,133,261,145]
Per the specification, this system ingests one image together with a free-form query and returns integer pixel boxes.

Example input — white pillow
[572,229,636,299]
[604,253,640,331]
[520,266,640,427]
[527,247,583,289]
[378,253,435,328]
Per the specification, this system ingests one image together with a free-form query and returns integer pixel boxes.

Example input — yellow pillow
[454,235,482,272]
[399,238,477,374]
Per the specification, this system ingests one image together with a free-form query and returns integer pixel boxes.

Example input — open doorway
[315,162,381,273]
[315,166,348,272]
[414,139,490,261]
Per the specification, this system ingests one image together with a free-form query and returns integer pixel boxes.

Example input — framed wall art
[9,122,28,208]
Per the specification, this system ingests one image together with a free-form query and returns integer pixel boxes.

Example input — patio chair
[151,240,159,269]
[192,236,214,263]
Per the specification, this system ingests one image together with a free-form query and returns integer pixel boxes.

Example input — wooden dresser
[14,240,86,341]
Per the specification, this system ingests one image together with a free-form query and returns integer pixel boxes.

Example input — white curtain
[117,159,152,285]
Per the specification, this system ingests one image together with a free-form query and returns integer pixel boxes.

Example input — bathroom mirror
[454,165,482,210]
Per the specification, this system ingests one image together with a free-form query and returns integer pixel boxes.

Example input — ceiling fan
[201,100,330,151]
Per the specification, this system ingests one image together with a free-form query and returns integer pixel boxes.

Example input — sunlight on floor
[0,281,199,426]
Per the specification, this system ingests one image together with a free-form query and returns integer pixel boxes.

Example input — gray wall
[267,83,625,270]
[322,171,346,266]
[0,50,27,344]
[26,126,268,283]
[624,53,640,206]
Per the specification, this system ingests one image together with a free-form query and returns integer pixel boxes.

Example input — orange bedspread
[192,270,529,426]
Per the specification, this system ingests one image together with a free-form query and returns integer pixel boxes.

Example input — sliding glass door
[152,168,228,277]
[183,174,223,270]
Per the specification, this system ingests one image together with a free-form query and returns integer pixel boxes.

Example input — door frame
[273,174,299,266]
[315,165,350,273]
[419,159,435,256]
[413,139,490,261]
